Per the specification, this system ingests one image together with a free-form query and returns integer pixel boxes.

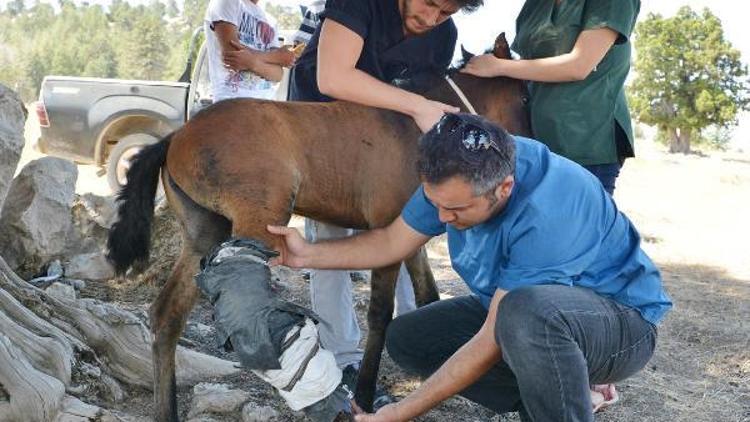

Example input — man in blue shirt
[268,113,672,421]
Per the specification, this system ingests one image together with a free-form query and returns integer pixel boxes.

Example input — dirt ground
[16,115,750,421]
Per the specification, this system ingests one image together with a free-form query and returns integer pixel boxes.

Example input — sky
[3,0,749,148]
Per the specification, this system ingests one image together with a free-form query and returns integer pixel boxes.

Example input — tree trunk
[0,255,239,421]
[668,127,692,154]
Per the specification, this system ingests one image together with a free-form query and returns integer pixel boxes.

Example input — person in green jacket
[462,0,640,194]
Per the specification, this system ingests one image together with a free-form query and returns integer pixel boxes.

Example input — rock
[187,322,214,338]
[0,84,26,138]
[186,417,222,422]
[66,278,87,290]
[46,282,77,301]
[79,362,102,378]
[242,402,281,422]
[100,372,125,403]
[0,84,26,210]
[188,415,220,422]
[0,157,77,277]
[54,396,100,422]
[47,259,64,278]
[108,412,151,422]
[68,193,117,255]
[78,193,117,229]
[65,252,115,281]
[54,395,118,422]
[28,259,65,286]
[187,383,252,418]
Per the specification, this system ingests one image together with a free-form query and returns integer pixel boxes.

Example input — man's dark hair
[418,113,515,195]
[455,0,483,13]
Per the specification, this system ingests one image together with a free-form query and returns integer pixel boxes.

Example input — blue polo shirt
[401,137,672,325]
[288,0,457,101]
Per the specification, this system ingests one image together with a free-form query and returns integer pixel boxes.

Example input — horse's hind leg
[150,174,230,422]
[151,248,200,422]
[356,263,401,412]
[404,247,439,306]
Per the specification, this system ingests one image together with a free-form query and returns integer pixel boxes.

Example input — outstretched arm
[461,27,619,82]
[316,19,458,132]
[354,288,507,421]
[267,216,430,270]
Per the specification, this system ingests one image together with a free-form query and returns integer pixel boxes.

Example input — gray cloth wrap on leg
[195,238,350,421]
[195,238,319,370]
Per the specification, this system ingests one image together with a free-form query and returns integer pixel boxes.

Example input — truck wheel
[106,133,160,194]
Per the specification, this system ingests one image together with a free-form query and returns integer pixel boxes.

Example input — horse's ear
[460,44,475,63]
[493,32,511,59]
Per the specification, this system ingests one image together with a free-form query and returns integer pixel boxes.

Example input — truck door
[187,41,214,119]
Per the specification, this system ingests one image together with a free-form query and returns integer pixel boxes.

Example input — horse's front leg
[355,263,400,412]
[404,247,439,307]
[150,249,201,422]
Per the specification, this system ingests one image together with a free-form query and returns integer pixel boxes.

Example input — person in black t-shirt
[290,0,482,131]
[287,0,484,408]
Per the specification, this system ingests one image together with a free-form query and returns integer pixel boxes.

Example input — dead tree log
[2,83,240,421]
[0,255,238,421]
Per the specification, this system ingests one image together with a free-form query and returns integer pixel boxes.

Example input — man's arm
[355,288,507,422]
[213,21,293,82]
[461,27,618,82]
[316,19,457,132]
[267,216,430,270]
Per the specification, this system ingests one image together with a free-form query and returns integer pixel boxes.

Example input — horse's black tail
[107,134,172,275]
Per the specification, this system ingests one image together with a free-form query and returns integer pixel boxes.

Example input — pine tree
[629,6,750,153]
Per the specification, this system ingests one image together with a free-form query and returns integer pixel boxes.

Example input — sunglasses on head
[435,114,502,155]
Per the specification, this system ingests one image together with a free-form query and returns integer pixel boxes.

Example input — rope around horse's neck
[444,75,478,115]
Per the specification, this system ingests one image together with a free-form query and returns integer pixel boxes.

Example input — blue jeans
[583,162,622,195]
[386,285,657,421]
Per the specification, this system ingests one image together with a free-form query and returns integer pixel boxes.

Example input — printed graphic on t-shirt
[238,14,275,48]
[205,0,279,101]
[227,11,275,94]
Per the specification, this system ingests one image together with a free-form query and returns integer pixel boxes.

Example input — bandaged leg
[196,238,350,421]
[253,319,347,414]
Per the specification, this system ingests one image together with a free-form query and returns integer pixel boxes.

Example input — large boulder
[0,157,78,277]
[0,84,26,209]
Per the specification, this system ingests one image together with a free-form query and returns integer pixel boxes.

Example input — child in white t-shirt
[205,0,295,101]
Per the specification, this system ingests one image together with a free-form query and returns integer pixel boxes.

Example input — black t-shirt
[288,0,458,101]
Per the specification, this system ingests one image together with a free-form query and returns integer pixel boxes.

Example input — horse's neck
[427,74,498,115]
[429,74,532,136]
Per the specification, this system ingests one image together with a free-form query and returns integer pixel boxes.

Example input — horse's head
[396,32,529,136]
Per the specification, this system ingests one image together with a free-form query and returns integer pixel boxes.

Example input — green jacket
[512,0,641,165]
